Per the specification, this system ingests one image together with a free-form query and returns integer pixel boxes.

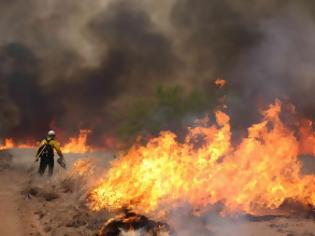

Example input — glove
[57,157,66,169]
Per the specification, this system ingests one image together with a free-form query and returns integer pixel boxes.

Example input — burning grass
[0,129,100,154]
[0,138,34,150]
[5,99,315,235]
[88,100,315,219]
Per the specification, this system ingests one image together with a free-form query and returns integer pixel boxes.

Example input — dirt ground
[0,149,111,236]
[1,149,315,236]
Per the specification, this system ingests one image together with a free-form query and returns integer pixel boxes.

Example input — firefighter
[35,130,65,176]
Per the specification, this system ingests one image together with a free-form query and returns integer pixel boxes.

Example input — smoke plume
[1,0,315,144]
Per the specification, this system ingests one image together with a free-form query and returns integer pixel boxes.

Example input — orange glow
[0,138,35,150]
[298,119,315,156]
[18,144,36,149]
[0,129,96,154]
[62,129,93,154]
[214,79,226,88]
[88,100,315,218]
[103,136,124,151]
[0,138,14,150]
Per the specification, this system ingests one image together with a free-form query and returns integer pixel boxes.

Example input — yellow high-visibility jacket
[36,137,63,158]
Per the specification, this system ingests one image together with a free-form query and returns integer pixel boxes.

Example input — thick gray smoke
[171,0,315,128]
[1,0,315,143]
[0,0,178,142]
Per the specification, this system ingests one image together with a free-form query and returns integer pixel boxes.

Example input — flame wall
[88,100,315,217]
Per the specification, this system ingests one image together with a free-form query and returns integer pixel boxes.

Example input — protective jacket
[36,137,63,158]
[36,137,64,176]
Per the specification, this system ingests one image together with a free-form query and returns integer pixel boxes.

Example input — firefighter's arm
[52,141,64,158]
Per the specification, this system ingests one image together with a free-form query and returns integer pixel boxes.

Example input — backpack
[38,139,54,159]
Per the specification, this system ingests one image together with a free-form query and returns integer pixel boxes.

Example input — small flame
[0,129,97,154]
[62,129,92,154]
[0,138,35,150]
[214,79,226,88]
[0,138,14,150]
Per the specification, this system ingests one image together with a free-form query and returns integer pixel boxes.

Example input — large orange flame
[88,100,315,217]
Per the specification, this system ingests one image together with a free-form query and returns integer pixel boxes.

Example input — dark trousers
[38,155,54,176]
